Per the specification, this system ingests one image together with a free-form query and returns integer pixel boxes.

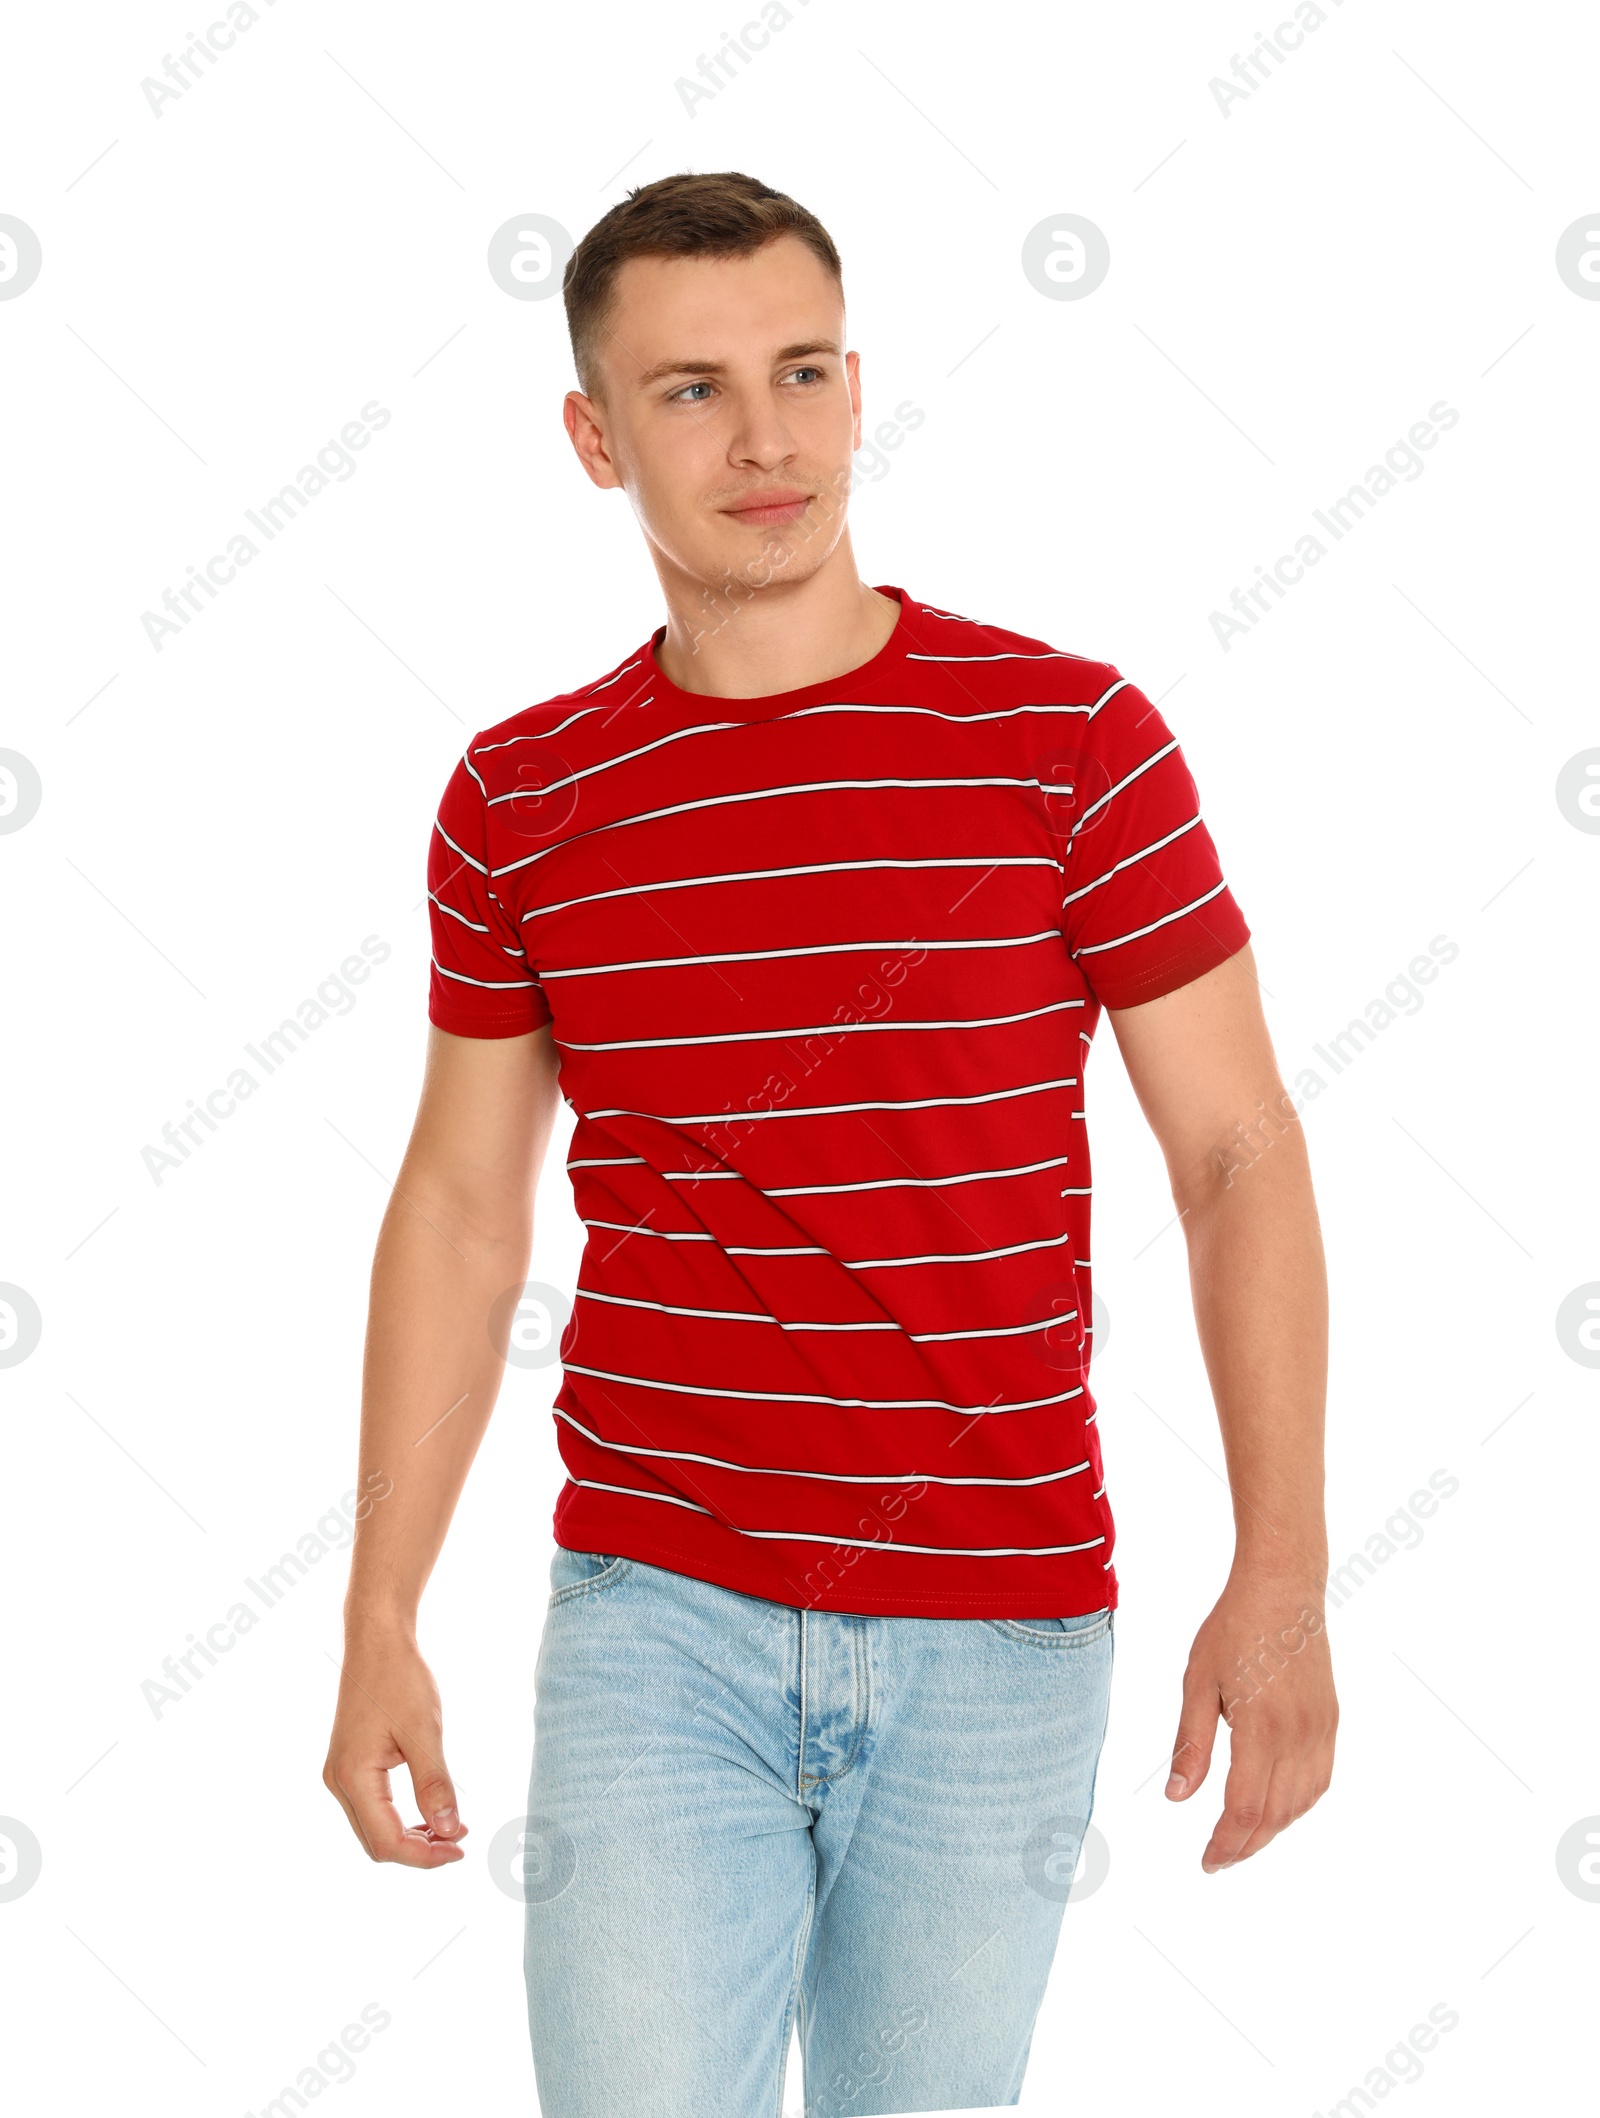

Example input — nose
[721,387,799,473]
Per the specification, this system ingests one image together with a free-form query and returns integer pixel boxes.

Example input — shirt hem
[551,1500,1120,1620]
[428,1004,550,1038]
[1092,915,1251,1012]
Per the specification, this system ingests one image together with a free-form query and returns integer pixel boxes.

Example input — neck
[651,538,901,698]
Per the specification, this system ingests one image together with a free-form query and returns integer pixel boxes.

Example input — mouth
[719,489,813,527]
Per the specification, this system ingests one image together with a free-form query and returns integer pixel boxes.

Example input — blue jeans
[521,1547,1115,2117]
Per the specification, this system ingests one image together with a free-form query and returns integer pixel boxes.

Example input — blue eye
[787,367,824,385]
[672,381,714,403]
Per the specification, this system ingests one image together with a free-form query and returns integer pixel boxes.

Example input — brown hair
[562,170,843,401]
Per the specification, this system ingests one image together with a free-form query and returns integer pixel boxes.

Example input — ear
[845,348,864,455]
[564,390,624,492]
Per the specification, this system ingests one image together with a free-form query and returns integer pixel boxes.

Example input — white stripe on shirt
[1074,879,1229,956]
[563,1359,1084,1415]
[562,1478,1107,1556]
[556,997,1083,1054]
[539,931,1061,980]
[522,857,1062,923]
[555,1404,1092,1482]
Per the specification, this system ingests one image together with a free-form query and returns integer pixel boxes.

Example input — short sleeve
[1060,673,1251,1010]
[426,742,552,1037]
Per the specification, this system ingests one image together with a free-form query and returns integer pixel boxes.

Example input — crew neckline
[644,584,913,722]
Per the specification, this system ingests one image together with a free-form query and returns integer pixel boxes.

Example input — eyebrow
[631,340,842,390]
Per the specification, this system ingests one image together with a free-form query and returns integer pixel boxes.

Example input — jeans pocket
[985,1606,1112,1648]
[547,1546,631,1606]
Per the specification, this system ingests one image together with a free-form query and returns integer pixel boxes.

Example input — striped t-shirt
[427,587,1250,1618]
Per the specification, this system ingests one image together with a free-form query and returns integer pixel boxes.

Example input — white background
[2,1,1596,2111]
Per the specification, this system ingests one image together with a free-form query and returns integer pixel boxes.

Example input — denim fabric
[521,1548,1114,2117]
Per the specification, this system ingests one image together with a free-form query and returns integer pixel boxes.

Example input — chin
[717,529,834,591]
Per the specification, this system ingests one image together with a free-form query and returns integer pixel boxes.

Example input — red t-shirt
[427,588,1249,1617]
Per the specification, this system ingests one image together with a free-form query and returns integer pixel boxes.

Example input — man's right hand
[323,1027,561,1869]
[323,1632,468,1868]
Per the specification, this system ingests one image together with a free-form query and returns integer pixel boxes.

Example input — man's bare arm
[322,1024,562,1867]
[1107,942,1336,1873]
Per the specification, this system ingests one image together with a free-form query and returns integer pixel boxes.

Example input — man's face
[566,235,861,598]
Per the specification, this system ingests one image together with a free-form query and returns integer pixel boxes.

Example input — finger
[1167,1668,1222,1800]
[1288,1742,1328,1827]
[403,1739,466,1844]
[1239,1750,1305,1863]
[1291,1730,1337,1824]
[338,1755,466,1868]
[1201,1738,1278,1871]
[1209,1732,1320,1869]
[323,1770,378,1860]
[1307,1728,1337,1808]
[1247,1712,1335,1851]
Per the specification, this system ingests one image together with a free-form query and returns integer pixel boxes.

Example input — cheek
[624,421,723,531]
[622,454,705,557]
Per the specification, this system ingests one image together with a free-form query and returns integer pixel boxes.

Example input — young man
[323,172,1336,2116]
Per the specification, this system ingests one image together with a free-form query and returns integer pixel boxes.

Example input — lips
[721,489,812,522]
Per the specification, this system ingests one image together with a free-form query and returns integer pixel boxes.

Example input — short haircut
[562,170,844,401]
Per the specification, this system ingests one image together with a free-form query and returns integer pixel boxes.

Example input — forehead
[600,235,844,378]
